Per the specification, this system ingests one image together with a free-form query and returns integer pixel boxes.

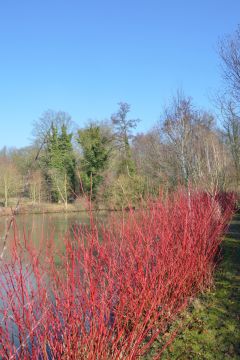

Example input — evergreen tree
[43,123,76,204]
[77,124,110,198]
[59,124,76,192]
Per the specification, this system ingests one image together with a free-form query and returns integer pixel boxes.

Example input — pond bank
[159,214,240,359]
[0,202,121,217]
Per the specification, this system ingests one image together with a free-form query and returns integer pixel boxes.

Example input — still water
[0,212,97,356]
[0,212,95,250]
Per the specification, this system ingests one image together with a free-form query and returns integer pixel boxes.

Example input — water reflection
[0,212,93,250]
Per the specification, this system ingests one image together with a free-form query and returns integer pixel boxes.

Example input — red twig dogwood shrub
[0,190,236,359]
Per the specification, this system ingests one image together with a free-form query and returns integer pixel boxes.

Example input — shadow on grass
[158,215,240,360]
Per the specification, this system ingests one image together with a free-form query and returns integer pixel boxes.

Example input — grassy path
[160,214,240,359]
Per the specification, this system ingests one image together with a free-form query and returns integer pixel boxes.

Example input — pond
[0,210,113,358]
[0,211,100,252]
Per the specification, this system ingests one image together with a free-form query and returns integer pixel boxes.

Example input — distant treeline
[1,26,240,208]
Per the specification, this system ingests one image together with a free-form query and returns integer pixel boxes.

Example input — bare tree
[29,170,45,204]
[0,157,23,207]
[32,110,74,146]
[132,130,175,192]
[218,26,240,186]
[48,168,70,210]
[191,119,230,192]
[157,92,229,191]
[219,25,240,101]
[111,102,140,175]
[219,98,240,185]
[132,131,163,177]
[161,91,197,186]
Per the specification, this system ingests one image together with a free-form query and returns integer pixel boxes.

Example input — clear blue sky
[0,0,240,148]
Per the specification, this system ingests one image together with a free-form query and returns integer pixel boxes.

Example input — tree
[59,124,76,193]
[190,116,229,192]
[0,157,23,207]
[29,170,45,204]
[48,169,70,209]
[161,91,197,186]
[111,102,140,176]
[222,101,240,185]
[77,123,111,198]
[158,92,229,191]
[32,110,74,146]
[43,123,76,205]
[132,131,169,194]
[218,27,240,187]
[219,25,240,101]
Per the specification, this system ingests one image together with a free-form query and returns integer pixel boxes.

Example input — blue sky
[0,0,240,148]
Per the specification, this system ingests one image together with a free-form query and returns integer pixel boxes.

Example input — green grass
[158,214,240,359]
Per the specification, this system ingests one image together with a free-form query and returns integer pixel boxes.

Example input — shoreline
[0,203,121,217]
[160,214,240,359]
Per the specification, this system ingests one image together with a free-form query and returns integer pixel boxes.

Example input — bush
[105,174,146,208]
[0,190,236,359]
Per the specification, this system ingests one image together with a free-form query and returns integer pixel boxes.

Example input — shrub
[0,190,236,359]
[106,174,146,209]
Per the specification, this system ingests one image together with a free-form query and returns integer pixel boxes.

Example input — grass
[156,214,240,359]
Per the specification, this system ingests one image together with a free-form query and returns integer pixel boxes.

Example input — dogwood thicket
[0,190,236,359]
